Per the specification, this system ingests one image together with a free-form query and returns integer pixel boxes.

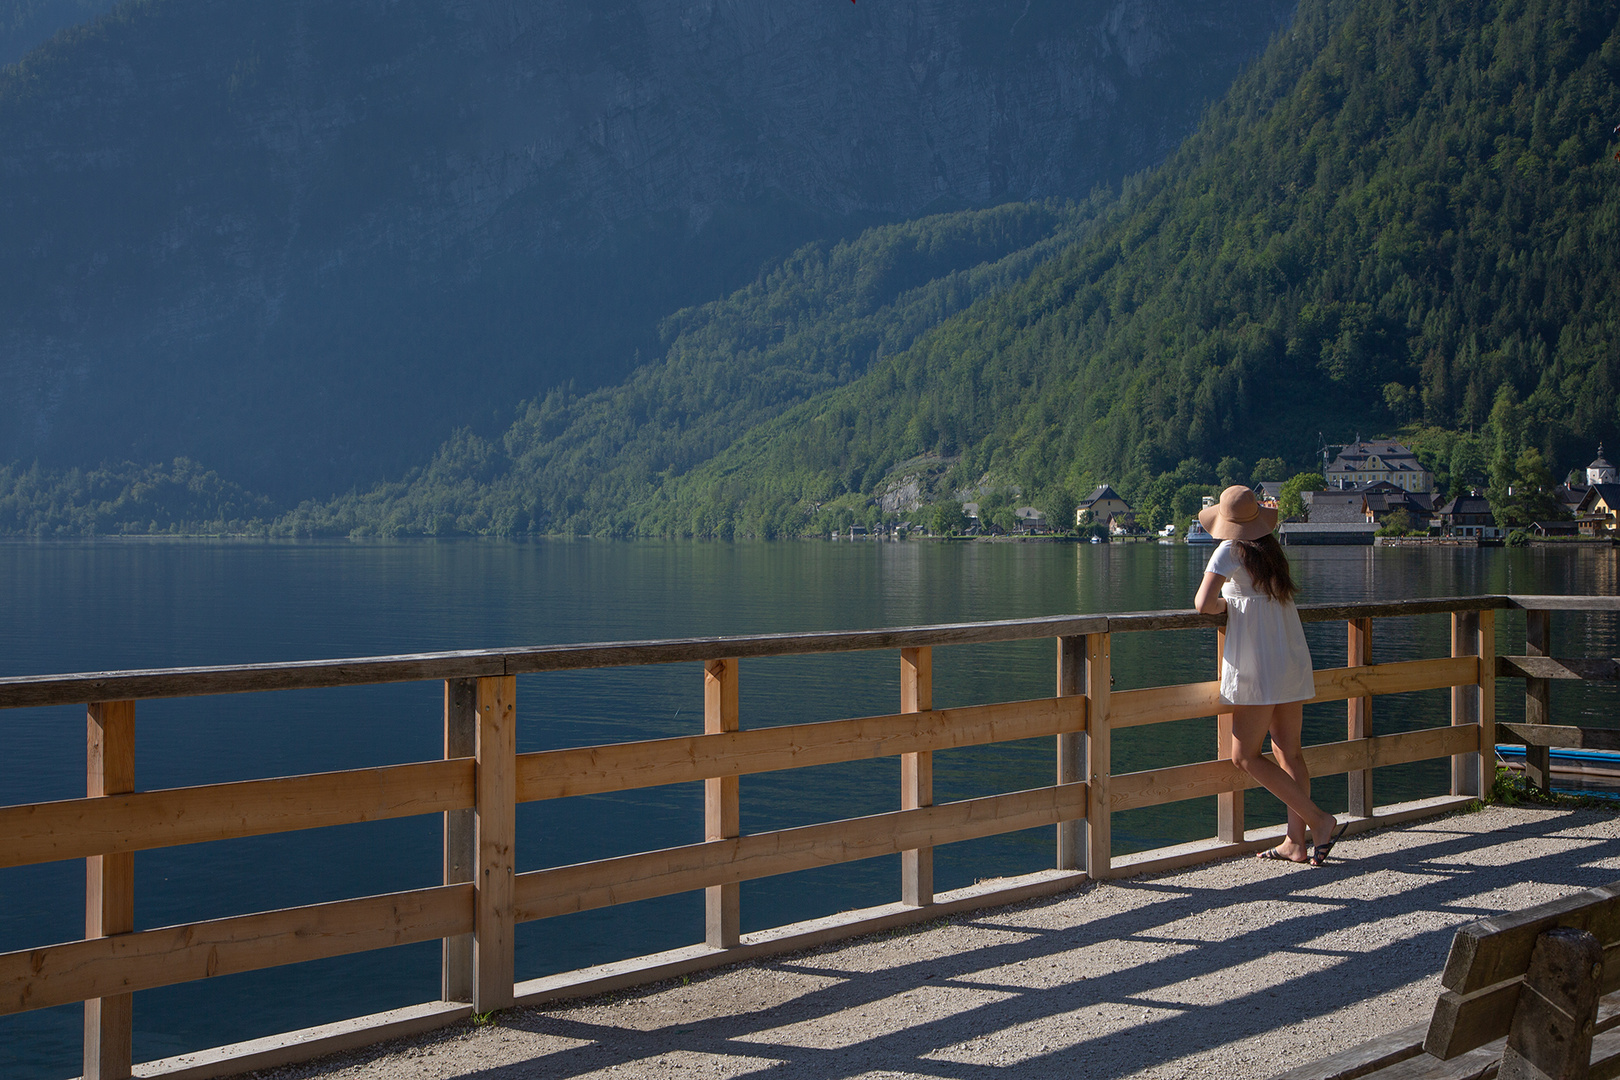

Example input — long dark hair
[1235,534,1297,603]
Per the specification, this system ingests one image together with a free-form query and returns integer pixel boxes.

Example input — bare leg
[1267,702,1311,854]
[1231,703,1336,861]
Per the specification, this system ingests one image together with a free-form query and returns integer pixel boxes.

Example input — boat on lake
[1185,520,1216,545]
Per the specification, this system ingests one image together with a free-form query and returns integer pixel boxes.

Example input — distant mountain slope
[628,0,1620,533]
[276,201,1094,537]
[0,0,1292,499]
[0,0,115,66]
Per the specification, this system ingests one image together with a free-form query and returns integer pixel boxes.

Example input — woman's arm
[1194,571,1228,615]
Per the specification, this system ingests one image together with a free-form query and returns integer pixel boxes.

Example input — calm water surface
[0,539,1615,1077]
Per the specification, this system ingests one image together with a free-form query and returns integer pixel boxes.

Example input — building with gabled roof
[1078,484,1133,529]
[1325,439,1434,493]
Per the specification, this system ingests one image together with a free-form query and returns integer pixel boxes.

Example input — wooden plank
[1109,679,1222,730]
[0,616,1122,710]
[514,694,1086,801]
[1524,611,1553,793]
[1086,633,1111,880]
[473,676,516,1013]
[0,883,472,1016]
[1347,619,1374,819]
[85,700,135,1080]
[900,648,933,908]
[131,1001,473,1080]
[1498,927,1601,1080]
[1216,628,1241,844]
[1268,1022,1427,1080]
[1499,656,1620,682]
[1497,724,1620,752]
[0,759,474,870]
[513,782,1089,923]
[1441,882,1620,994]
[1510,595,1620,611]
[1296,596,1510,623]
[441,678,476,1005]
[1478,610,1495,802]
[705,659,740,949]
[1107,657,1476,735]
[0,598,1550,712]
[1452,613,1483,798]
[1312,656,1481,704]
[1055,636,1084,872]
[1110,726,1478,812]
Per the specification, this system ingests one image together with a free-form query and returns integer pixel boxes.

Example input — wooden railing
[1494,597,1620,793]
[1,594,1611,1080]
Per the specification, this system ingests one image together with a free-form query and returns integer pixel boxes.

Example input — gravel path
[251,805,1620,1080]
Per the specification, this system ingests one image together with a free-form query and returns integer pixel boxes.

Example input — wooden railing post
[1056,636,1084,871]
[473,676,516,1013]
[705,659,740,948]
[442,678,476,1003]
[1524,610,1552,793]
[1452,611,1484,797]
[85,700,135,1080]
[1347,618,1374,817]
[1216,626,1242,844]
[901,647,933,906]
[1085,632,1111,879]
[1479,608,1496,780]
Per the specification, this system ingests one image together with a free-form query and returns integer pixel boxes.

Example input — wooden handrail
[0,596,1525,710]
[3,592,1609,1080]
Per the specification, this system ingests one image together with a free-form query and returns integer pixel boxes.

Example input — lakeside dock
[2,592,1614,1080]
[230,804,1620,1080]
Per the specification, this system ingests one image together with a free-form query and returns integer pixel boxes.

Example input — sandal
[1309,822,1349,867]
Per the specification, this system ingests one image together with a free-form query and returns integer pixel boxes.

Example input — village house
[1361,485,1438,531]
[1301,489,1367,523]
[1436,493,1502,539]
[1077,483,1135,533]
[1576,483,1620,536]
[1324,438,1435,492]
[1014,506,1048,532]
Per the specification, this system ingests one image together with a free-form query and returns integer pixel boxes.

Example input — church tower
[1589,445,1618,485]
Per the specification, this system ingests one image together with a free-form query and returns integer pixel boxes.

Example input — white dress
[1207,540,1316,705]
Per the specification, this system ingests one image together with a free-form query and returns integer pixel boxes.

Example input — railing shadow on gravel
[454,811,1620,1080]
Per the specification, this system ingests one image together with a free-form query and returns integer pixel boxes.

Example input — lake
[1,538,1615,1077]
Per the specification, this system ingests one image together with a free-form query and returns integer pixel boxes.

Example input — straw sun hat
[1197,485,1279,541]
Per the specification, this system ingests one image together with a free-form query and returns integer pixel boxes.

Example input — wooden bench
[1277,881,1620,1080]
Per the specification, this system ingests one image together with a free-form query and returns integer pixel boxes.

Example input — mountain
[0,0,115,66]
[0,0,1293,500]
[631,0,1620,534]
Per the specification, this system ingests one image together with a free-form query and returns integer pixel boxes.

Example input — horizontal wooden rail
[0,883,472,1016]
[1497,723,1620,752]
[0,759,473,869]
[514,782,1089,922]
[516,695,1086,801]
[1498,655,1620,682]
[0,596,1523,711]
[1110,656,1479,731]
[1111,725,1480,812]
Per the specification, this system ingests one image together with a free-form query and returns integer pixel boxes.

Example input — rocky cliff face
[0,0,1292,497]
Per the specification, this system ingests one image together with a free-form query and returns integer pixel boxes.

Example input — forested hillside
[273,0,1620,539]
[628,0,1620,538]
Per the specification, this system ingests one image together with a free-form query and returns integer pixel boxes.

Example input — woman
[1193,485,1346,866]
